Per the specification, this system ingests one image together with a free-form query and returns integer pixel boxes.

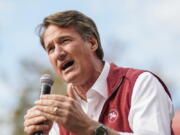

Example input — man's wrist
[86,120,108,135]
[85,120,99,135]
[94,124,108,135]
[84,120,120,135]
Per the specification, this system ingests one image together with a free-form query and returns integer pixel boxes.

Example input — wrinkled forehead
[43,24,79,47]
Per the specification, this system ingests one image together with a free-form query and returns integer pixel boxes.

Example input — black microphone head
[34,74,54,135]
[40,74,54,86]
[40,74,54,95]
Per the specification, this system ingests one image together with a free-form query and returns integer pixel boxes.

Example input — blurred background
[0,0,179,135]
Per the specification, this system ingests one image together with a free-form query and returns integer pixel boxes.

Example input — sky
[0,0,180,133]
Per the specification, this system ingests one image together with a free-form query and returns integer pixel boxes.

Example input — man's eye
[47,47,55,53]
[62,39,71,44]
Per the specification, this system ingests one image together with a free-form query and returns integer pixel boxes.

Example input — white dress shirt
[49,62,174,135]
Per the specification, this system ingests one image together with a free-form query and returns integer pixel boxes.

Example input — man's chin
[63,75,77,84]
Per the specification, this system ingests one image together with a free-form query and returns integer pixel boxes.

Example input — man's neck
[72,60,104,101]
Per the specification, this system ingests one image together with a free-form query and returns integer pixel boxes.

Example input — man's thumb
[67,84,78,100]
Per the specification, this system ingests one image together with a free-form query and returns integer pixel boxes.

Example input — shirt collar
[87,61,110,99]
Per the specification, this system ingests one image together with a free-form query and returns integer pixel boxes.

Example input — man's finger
[35,99,63,108]
[24,124,50,135]
[24,116,47,126]
[36,105,66,117]
[40,94,67,102]
[25,109,42,119]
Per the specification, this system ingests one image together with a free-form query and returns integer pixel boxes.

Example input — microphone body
[33,74,54,135]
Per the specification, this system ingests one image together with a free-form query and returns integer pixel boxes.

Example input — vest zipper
[98,76,125,122]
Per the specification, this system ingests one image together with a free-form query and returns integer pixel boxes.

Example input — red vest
[59,63,172,135]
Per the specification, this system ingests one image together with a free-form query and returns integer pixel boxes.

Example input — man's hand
[24,106,53,135]
[33,84,96,135]
[35,93,98,135]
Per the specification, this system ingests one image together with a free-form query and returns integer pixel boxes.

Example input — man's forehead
[43,25,77,45]
[43,24,79,46]
[44,24,78,36]
[44,25,66,39]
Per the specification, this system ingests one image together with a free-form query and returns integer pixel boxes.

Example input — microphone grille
[40,74,54,86]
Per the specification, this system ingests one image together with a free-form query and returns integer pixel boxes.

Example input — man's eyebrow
[55,35,73,41]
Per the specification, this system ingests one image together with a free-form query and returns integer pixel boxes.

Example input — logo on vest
[108,109,118,123]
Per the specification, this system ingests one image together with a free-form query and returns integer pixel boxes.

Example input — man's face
[43,24,99,86]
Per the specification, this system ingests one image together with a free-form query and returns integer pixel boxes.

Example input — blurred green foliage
[11,58,67,135]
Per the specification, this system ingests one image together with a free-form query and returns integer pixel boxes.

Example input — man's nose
[54,46,66,61]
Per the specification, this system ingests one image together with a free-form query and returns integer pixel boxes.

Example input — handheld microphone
[33,74,54,135]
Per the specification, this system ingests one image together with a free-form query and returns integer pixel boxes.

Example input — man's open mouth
[61,61,74,71]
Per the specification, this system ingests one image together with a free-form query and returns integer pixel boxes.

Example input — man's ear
[88,35,98,52]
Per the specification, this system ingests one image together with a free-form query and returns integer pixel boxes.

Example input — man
[24,10,174,135]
